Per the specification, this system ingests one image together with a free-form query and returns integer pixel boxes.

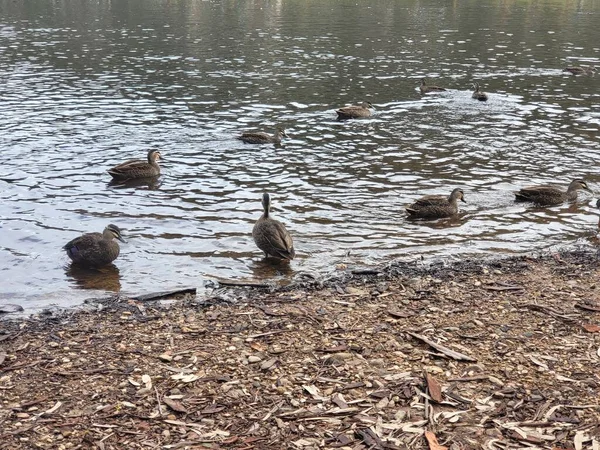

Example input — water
[1,0,599,312]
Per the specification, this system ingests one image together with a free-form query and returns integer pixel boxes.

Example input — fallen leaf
[260,358,278,370]
[163,397,187,413]
[425,373,443,403]
[582,324,600,333]
[424,430,448,450]
[200,404,226,414]
[142,374,152,388]
[171,373,199,383]
[303,384,327,401]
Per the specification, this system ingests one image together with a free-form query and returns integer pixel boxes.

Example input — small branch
[407,332,477,362]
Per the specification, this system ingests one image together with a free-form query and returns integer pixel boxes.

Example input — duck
[238,129,288,145]
[514,179,592,206]
[471,83,488,101]
[406,188,466,219]
[108,150,161,180]
[336,102,373,120]
[252,193,295,260]
[63,224,126,267]
[420,78,446,94]
[562,66,596,75]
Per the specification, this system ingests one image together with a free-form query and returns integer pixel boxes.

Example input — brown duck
[406,188,466,219]
[63,224,126,267]
[471,83,488,101]
[252,193,295,260]
[563,66,596,75]
[336,102,373,120]
[108,150,161,180]
[238,129,288,145]
[420,78,446,94]
[515,179,592,205]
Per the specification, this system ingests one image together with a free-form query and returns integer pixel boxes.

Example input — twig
[154,386,164,416]
[210,279,272,288]
[447,375,489,382]
[407,332,477,362]
[520,303,577,321]
[132,288,197,302]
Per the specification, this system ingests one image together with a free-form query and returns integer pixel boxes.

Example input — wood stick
[407,332,477,362]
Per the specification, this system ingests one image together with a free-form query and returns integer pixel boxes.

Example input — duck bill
[117,236,127,243]
[461,198,467,203]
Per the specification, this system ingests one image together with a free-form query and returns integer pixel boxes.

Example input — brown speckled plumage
[515,179,592,206]
[406,188,466,219]
[336,102,373,120]
[108,150,161,180]
[471,83,488,101]
[252,193,295,260]
[420,78,446,94]
[563,66,596,75]
[63,224,126,267]
[238,129,288,145]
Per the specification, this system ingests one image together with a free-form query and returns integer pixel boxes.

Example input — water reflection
[408,214,470,230]
[107,177,162,190]
[249,258,294,279]
[65,264,122,292]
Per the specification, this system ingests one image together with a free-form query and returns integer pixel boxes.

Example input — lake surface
[1,0,599,312]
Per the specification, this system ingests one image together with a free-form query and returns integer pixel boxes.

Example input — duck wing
[107,159,148,178]
[254,219,295,260]
[412,194,447,207]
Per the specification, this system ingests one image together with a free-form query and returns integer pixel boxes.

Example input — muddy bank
[1,250,600,449]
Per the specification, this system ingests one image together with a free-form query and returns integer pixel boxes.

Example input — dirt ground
[1,250,600,450]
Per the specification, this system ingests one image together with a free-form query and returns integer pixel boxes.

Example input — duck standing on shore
[63,224,126,267]
[252,193,295,261]
[107,149,161,181]
[514,179,592,206]
[406,188,466,219]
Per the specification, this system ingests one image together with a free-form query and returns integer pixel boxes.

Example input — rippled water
[1,0,600,312]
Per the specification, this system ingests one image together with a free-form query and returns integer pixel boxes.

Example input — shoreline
[1,249,600,449]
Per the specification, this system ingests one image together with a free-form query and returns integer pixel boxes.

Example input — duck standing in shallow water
[63,224,126,267]
[563,66,596,75]
[419,78,446,94]
[238,129,288,145]
[108,149,161,181]
[471,83,488,101]
[252,193,295,261]
[406,188,466,219]
[514,179,592,206]
[336,102,373,120]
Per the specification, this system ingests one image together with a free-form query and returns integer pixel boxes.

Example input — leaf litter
[0,250,599,449]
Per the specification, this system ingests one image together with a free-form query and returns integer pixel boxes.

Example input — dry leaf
[425,373,443,402]
[142,374,152,388]
[260,358,278,370]
[303,384,327,401]
[171,373,199,383]
[163,397,188,413]
[424,430,448,450]
[582,324,600,333]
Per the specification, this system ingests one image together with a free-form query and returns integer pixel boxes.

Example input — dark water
[1,0,599,312]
